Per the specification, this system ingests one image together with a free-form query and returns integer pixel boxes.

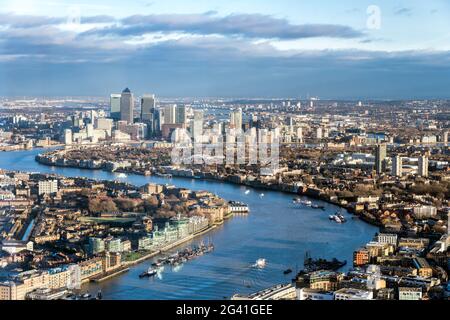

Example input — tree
[88,197,117,214]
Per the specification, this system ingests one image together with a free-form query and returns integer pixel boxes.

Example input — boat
[302,200,312,206]
[334,216,342,223]
[245,190,250,195]
[293,199,312,206]
[139,267,157,278]
[311,204,325,210]
[329,215,335,220]
[260,193,265,197]
[252,258,267,269]
[337,213,347,223]
[116,173,127,179]
[283,268,293,275]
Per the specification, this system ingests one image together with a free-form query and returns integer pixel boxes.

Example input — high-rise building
[64,129,72,145]
[120,88,134,124]
[375,144,387,174]
[191,110,204,141]
[176,105,187,124]
[164,105,177,124]
[418,156,429,177]
[141,94,156,122]
[443,131,449,145]
[230,108,243,131]
[392,156,402,177]
[95,118,114,136]
[315,127,323,139]
[86,123,94,138]
[297,127,303,143]
[110,94,121,120]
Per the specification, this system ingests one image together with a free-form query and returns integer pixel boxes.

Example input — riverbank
[35,152,381,229]
[121,225,217,269]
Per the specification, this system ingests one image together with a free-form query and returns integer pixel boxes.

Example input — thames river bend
[0,149,378,300]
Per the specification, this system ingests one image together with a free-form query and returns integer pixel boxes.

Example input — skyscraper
[375,144,387,174]
[176,105,187,124]
[64,129,72,145]
[120,88,134,124]
[315,127,323,139]
[110,94,121,120]
[230,108,243,131]
[164,105,177,124]
[418,156,429,177]
[392,155,402,177]
[141,94,156,122]
[191,110,204,141]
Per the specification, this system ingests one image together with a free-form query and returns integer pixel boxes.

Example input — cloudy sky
[0,0,449,98]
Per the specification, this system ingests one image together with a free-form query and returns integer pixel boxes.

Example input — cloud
[1,11,449,98]
[86,12,365,40]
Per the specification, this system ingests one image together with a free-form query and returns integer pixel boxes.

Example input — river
[0,149,378,300]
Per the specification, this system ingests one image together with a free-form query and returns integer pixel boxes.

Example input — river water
[0,149,378,300]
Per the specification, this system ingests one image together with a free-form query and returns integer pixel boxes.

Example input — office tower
[250,114,258,128]
[110,94,121,120]
[297,127,303,143]
[316,127,323,139]
[141,94,156,122]
[375,144,387,174]
[64,129,72,145]
[96,118,113,131]
[310,100,314,108]
[153,108,162,135]
[176,105,186,124]
[192,110,204,141]
[86,123,94,138]
[230,108,243,131]
[443,131,449,145]
[418,156,429,177]
[120,88,134,124]
[287,116,294,127]
[164,105,177,124]
[392,156,402,177]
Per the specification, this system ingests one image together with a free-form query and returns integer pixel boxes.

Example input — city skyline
[1,0,450,98]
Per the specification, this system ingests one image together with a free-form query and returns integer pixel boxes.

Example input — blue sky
[0,0,449,98]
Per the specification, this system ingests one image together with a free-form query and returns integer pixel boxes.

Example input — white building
[418,156,429,177]
[413,206,437,219]
[64,129,72,145]
[376,233,398,246]
[297,288,334,301]
[1,240,33,255]
[398,287,422,300]
[392,156,403,177]
[230,108,243,131]
[334,288,373,300]
[38,180,58,195]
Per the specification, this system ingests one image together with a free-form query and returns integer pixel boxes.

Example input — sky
[0,0,449,99]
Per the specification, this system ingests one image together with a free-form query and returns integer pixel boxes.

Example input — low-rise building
[398,287,422,300]
[334,288,373,300]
